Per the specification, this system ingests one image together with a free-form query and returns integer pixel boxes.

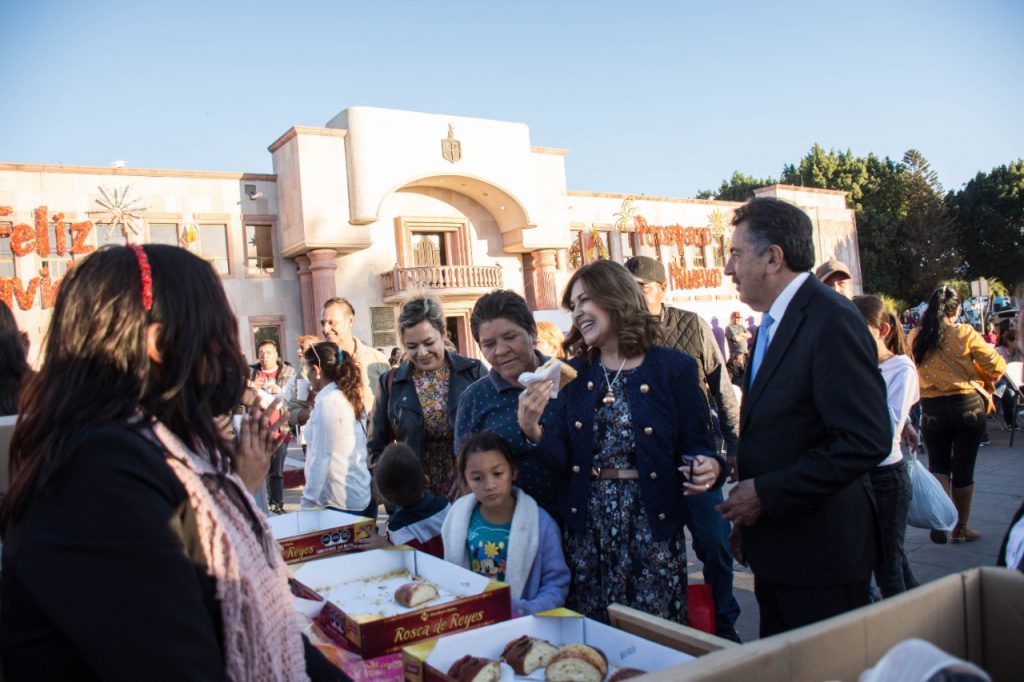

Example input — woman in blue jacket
[518,260,725,625]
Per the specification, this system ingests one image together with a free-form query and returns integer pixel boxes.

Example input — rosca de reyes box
[290,548,511,659]
[267,509,374,564]
[282,456,306,488]
[402,608,693,682]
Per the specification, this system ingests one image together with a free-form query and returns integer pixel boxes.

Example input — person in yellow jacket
[909,286,1006,544]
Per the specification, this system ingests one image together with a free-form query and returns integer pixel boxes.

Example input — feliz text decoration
[0,205,95,310]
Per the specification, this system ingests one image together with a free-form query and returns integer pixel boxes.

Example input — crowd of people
[0,196,1020,680]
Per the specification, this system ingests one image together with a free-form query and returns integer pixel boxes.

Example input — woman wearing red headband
[0,245,341,680]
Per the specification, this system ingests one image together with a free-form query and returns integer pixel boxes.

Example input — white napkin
[518,360,565,399]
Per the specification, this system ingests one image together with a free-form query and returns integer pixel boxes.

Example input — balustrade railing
[381,264,503,297]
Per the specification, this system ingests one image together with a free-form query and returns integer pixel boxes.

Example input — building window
[199,224,230,275]
[244,224,275,275]
[411,232,446,267]
[622,231,638,258]
[145,222,230,275]
[394,217,469,269]
[688,245,706,268]
[250,315,285,361]
[95,223,125,249]
[616,230,636,261]
[253,324,281,352]
[148,223,179,246]
[0,222,14,277]
[42,221,76,278]
[712,235,727,268]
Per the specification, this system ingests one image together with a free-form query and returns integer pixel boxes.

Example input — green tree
[897,149,961,300]
[780,144,870,207]
[947,160,1024,289]
[696,171,778,202]
[856,154,906,296]
[699,146,981,303]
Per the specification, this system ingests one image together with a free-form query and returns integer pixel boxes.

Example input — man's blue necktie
[749,313,775,385]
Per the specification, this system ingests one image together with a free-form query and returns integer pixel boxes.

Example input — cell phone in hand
[681,454,698,480]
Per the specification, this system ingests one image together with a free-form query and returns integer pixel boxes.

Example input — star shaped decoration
[91,185,147,243]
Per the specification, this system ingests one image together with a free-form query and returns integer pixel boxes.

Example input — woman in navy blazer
[518,260,725,625]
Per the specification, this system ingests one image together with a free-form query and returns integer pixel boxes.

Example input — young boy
[356,443,450,558]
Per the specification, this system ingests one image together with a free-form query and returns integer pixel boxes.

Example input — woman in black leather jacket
[368,295,481,498]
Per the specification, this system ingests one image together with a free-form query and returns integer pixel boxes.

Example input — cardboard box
[402,609,694,682]
[628,567,1024,682]
[283,456,305,488]
[291,548,511,659]
[268,509,374,564]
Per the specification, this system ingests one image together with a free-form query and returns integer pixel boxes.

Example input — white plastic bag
[906,448,958,531]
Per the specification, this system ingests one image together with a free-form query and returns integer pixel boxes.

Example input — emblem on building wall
[441,123,461,163]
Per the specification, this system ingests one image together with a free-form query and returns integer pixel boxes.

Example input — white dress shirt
[763,271,812,340]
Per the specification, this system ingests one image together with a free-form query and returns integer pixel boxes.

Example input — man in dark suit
[716,197,891,637]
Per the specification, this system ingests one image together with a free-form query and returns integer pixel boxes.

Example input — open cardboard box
[268,509,374,564]
[402,609,694,682]
[623,567,1023,682]
[291,548,511,659]
[283,456,305,488]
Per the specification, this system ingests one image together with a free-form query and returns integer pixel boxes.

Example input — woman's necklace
[601,357,628,405]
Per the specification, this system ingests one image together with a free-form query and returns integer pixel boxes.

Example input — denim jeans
[684,486,741,631]
[265,440,289,506]
[869,460,918,598]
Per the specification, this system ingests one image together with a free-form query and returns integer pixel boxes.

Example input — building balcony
[380,264,503,303]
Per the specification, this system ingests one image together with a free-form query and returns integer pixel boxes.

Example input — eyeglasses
[309,344,322,367]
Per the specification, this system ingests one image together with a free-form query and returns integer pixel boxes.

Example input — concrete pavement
[689,420,1024,643]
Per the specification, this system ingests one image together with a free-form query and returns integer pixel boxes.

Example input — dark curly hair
[304,341,365,419]
[561,260,662,360]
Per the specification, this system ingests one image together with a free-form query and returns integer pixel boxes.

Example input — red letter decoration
[70,222,95,255]
[12,277,39,311]
[34,207,50,257]
[11,224,35,257]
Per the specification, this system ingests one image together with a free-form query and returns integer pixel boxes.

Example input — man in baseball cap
[623,255,743,642]
[815,259,853,299]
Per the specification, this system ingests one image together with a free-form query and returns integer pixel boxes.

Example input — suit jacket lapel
[740,276,816,429]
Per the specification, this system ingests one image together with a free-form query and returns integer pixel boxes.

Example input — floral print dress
[564,369,689,624]
[412,364,456,497]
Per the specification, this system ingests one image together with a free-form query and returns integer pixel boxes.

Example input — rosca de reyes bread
[539,357,578,389]
[394,581,439,607]
[609,667,647,681]
[544,644,607,682]
[501,635,559,675]
[447,655,501,682]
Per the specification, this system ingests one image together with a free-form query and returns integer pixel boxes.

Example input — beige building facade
[0,106,861,362]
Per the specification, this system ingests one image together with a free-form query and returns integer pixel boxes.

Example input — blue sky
[1,0,1021,197]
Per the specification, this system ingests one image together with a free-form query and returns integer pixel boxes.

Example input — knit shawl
[149,420,308,682]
